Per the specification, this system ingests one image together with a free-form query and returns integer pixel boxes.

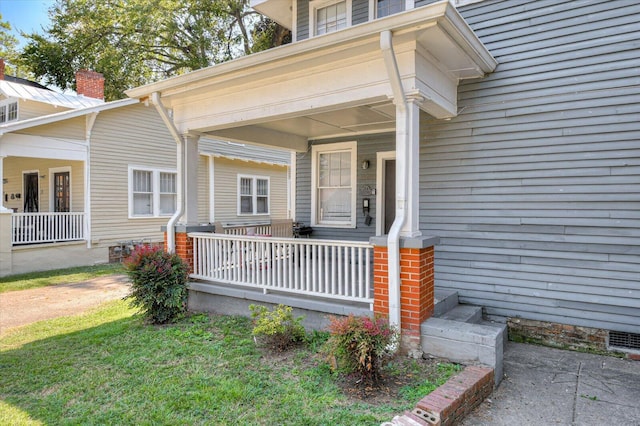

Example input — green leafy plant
[249,304,306,351]
[325,314,399,385]
[124,245,189,324]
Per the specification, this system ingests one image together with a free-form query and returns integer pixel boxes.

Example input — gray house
[127,0,639,357]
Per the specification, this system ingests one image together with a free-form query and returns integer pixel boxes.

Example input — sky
[0,0,54,47]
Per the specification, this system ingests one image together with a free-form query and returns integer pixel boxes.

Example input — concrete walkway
[461,342,640,426]
[0,275,130,336]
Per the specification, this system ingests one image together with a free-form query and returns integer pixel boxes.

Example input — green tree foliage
[0,13,31,79]
[19,0,290,100]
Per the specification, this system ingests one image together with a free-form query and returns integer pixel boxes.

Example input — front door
[53,171,70,212]
[23,172,39,212]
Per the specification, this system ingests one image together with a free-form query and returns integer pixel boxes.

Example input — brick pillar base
[371,236,438,354]
[163,224,215,274]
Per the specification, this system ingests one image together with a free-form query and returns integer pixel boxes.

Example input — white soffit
[251,0,293,30]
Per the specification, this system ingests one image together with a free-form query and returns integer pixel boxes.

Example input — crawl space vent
[608,331,640,352]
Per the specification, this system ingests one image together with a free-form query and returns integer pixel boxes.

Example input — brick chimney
[75,69,104,100]
[0,59,5,80]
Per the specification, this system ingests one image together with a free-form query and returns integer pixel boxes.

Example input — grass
[0,300,460,425]
[0,264,124,294]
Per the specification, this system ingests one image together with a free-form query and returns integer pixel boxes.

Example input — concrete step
[421,317,507,386]
[437,304,483,324]
[433,288,459,317]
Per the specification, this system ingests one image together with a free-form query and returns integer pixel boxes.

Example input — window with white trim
[310,0,352,36]
[129,167,177,217]
[238,175,270,215]
[0,99,18,123]
[376,0,405,18]
[311,141,357,228]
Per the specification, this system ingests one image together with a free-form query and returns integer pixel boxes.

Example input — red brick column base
[372,237,437,354]
[165,231,194,273]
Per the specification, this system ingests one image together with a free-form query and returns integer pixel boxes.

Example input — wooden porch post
[371,235,439,354]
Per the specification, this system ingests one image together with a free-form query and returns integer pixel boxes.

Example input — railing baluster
[187,233,373,305]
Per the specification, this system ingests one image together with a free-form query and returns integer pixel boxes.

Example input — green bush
[249,304,306,351]
[124,245,189,324]
[325,314,398,385]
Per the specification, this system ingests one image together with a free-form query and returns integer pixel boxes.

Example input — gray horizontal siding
[297,0,309,40]
[352,0,369,25]
[418,0,640,333]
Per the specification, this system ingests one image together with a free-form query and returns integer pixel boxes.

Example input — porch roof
[126,1,496,151]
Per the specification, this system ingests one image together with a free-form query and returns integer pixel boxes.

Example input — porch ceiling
[126,1,496,152]
[210,101,397,145]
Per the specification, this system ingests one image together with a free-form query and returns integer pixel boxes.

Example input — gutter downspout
[380,30,408,330]
[151,92,184,253]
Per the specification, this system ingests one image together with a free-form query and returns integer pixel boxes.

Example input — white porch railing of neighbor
[190,233,374,304]
[12,212,85,245]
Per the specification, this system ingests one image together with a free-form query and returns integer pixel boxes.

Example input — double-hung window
[129,167,177,217]
[376,0,405,18]
[238,175,270,216]
[0,99,18,123]
[311,0,351,36]
[311,141,357,228]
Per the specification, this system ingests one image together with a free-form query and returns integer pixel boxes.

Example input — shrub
[325,314,398,385]
[124,245,189,324]
[249,304,306,351]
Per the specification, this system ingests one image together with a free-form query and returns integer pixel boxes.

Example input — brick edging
[383,365,494,426]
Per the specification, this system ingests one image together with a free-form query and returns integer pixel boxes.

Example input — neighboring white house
[125,0,640,355]
[0,65,290,277]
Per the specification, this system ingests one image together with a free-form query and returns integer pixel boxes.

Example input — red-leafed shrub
[124,245,189,324]
[325,315,398,384]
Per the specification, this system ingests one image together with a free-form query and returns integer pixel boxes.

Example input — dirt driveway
[0,275,130,336]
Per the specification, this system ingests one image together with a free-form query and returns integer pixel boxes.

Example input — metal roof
[199,139,290,166]
[0,80,104,109]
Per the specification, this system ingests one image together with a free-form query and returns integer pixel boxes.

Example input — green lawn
[0,264,124,294]
[0,300,459,425]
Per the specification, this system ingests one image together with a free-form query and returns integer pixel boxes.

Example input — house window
[129,167,177,217]
[238,175,270,215]
[311,0,352,36]
[0,99,18,123]
[376,0,405,18]
[311,141,357,228]
[159,172,177,215]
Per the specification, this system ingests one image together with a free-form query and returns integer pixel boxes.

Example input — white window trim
[237,174,271,216]
[311,141,357,228]
[0,98,19,124]
[49,166,72,212]
[128,165,178,219]
[309,0,352,37]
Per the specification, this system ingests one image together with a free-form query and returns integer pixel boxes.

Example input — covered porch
[0,133,89,276]
[127,1,496,350]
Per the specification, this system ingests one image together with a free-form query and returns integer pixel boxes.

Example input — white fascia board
[0,98,139,135]
[0,133,87,161]
[126,0,494,100]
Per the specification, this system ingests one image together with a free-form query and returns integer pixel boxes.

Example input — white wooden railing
[190,233,374,304]
[12,212,86,245]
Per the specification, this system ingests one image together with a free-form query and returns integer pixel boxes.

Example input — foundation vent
[608,331,640,352]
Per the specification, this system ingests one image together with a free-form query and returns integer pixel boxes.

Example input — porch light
[361,160,370,169]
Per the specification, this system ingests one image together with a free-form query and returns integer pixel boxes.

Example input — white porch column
[400,97,422,238]
[0,155,10,212]
[180,134,200,225]
[0,155,11,275]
